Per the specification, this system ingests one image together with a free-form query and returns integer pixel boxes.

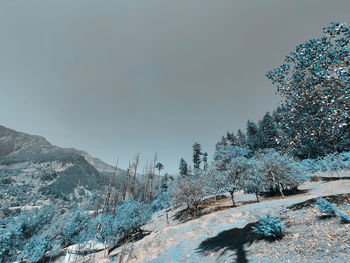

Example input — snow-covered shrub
[252,215,286,239]
[315,198,337,217]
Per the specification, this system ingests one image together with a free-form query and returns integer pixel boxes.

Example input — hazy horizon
[1,0,349,173]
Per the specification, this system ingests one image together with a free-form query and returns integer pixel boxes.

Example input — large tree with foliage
[267,22,350,158]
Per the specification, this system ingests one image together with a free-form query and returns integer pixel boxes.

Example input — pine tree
[155,162,164,176]
[192,142,202,169]
[260,112,279,149]
[226,132,237,146]
[215,136,228,151]
[203,152,208,171]
[236,129,246,147]
[160,173,169,192]
[246,120,260,150]
[179,158,188,177]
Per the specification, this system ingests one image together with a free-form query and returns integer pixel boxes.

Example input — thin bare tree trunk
[148,154,157,203]
[130,153,139,199]
[122,163,131,201]
[229,190,236,207]
[102,158,119,213]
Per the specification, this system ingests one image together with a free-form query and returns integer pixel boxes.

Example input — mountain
[0,125,125,207]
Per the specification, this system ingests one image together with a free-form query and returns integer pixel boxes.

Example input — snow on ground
[63,176,350,263]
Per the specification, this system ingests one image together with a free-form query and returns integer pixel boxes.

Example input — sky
[0,0,349,173]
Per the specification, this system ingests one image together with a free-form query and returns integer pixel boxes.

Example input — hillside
[66,173,350,263]
[0,125,126,208]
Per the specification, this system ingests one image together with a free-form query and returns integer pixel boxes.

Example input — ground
[59,171,350,263]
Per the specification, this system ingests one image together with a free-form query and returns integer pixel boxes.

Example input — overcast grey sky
[0,0,349,173]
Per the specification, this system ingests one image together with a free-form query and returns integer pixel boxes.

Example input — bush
[0,200,154,263]
[252,215,286,239]
[151,190,172,212]
[315,198,337,217]
[338,211,350,224]
[91,200,153,244]
[315,198,350,223]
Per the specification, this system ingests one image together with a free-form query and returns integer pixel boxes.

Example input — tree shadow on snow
[196,222,261,263]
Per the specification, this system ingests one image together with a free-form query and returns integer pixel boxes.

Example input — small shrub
[338,211,350,223]
[315,197,350,223]
[315,198,336,217]
[252,215,286,239]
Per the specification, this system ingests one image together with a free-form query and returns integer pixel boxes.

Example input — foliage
[315,198,350,222]
[318,153,347,172]
[257,149,308,196]
[155,162,164,174]
[315,198,337,216]
[179,158,188,177]
[210,146,254,205]
[266,22,350,158]
[240,159,266,202]
[92,200,153,244]
[172,175,206,211]
[246,120,262,150]
[0,205,64,262]
[0,199,154,263]
[192,142,202,170]
[252,215,286,239]
[299,152,348,174]
[213,145,251,171]
[337,210,350,223]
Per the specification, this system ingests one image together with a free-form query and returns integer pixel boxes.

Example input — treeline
[216,108,284,153]
[174,22,350,211]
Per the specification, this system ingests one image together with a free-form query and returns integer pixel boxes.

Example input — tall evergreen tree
[215,136,228,151]
[226,132,237,146]
[160,173,169,192]
[155,162,164,176]
[246,120,260,150]
[203,152,208,171]
[179,158,188,177]
[236,129,246,147]
[192,142,202,169]
[260,112,279,149]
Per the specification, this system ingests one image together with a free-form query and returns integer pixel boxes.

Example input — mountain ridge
[0,124,126,207]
